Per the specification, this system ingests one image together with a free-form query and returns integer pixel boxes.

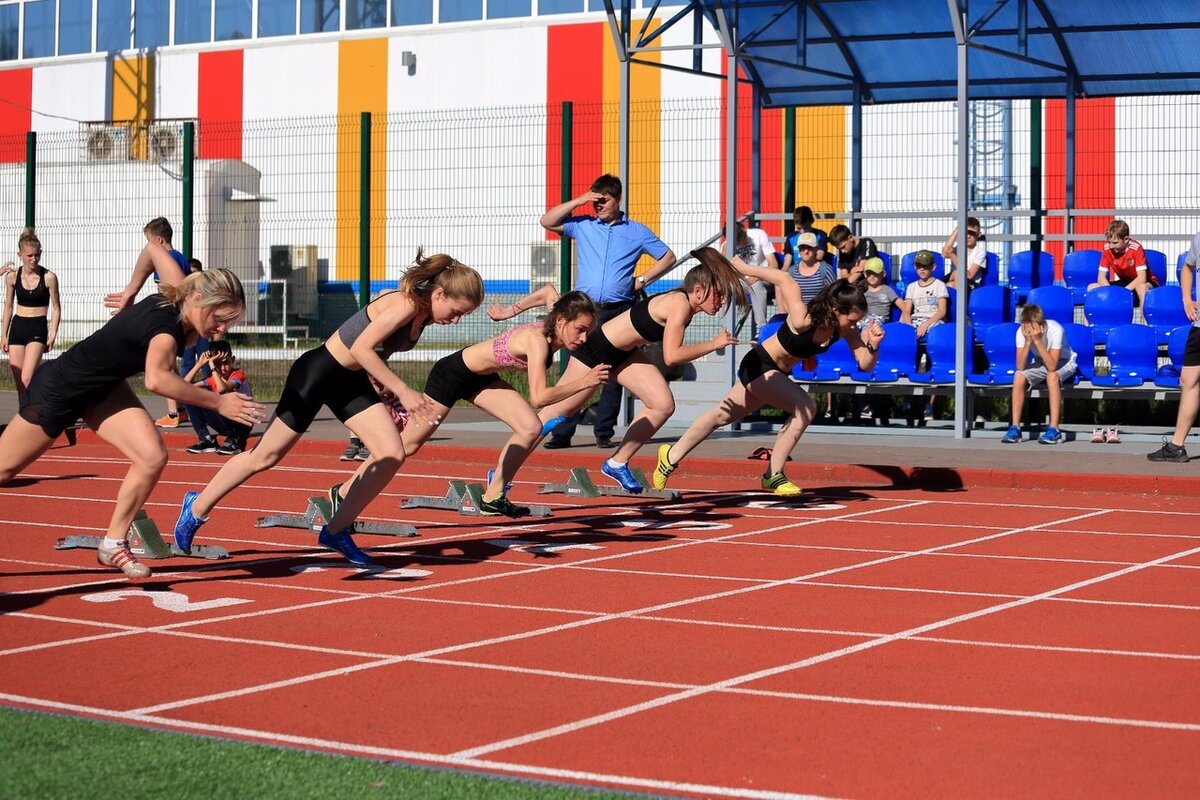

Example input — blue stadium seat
[1177,252,1197,299]
[1063,322,1095,384]
[1083,285,1134,344]
[801,337,858,382]
[1007,250,1056,308]
[1025,285,1074,326]
[850,322,916,382]
[899,250,945,285]
[967,322,1019,385]
[945,286,957,324]
[1143,285,1191,345]
[1090,324,1158,387]
[757,315,785,344]
[1061,249,1102,304]
[910,323,970,384]
[1144,249,1168,287]
[1155,325,1193,388]
[967,284,1011,339]
[981,251,1000,287]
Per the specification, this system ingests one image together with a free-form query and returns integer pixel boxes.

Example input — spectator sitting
[942,216,988,289]
[860,257,902,328]
[1002,304,1076,445]
[1088,219,1158,306]
[828,224,879,285]
[184,340,254,455]
[901,250,949,339]
[781,232,836,313]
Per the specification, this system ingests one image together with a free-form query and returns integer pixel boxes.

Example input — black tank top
[629,290,683,343]
[15,269,49,307]
[774,320,840,358]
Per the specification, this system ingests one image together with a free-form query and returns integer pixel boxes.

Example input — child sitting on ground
[184,340,254,455]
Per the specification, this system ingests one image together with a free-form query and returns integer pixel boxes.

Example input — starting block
[403,480,552,518]
[55,509,229,560]
[539,467,680,501]
[256,496,419,537]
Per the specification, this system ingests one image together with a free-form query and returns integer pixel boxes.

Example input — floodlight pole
[951,0,971,439]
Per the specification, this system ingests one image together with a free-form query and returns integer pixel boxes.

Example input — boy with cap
[901,250,949,339]
[942,216,988,289]
[861,256,902,328]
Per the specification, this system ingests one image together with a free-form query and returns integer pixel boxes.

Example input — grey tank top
[336,294,426,358]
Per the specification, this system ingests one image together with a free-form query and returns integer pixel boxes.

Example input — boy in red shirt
[183,340,253,455]
[1089,219,1157,306]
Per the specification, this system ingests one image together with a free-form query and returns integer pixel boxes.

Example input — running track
[3,436,1199,798]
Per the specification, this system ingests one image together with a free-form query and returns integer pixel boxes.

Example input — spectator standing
[1148,229,1200,462]
[828,224,879,285]
[1,229,61,401]
[1001,304,1076,445]
[539,174,677,449]
[942,216,989,289]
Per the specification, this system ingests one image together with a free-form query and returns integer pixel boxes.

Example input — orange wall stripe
[112,55,155,160]
[336,38,388,282]
[198,50,243,160]
[0,68,32,163]
[795,106,846,232]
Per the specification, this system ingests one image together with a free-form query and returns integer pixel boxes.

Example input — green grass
[0,707,642,800]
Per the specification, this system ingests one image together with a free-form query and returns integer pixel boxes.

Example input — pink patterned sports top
[492,321,551,371]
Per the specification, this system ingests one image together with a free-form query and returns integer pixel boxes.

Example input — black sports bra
[774,320,840,358]
[336,294,428,358]
[630,290,684,343]
[15,269,49,307]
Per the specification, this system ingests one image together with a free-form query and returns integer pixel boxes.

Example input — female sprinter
[536,247,748,494]
[0,269,259,579]
[332,290,605,518]
[173,249,483,567]
[1,229,62,400]
[652,266,884,496]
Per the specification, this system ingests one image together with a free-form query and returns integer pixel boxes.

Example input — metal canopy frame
[600,0,1200,438]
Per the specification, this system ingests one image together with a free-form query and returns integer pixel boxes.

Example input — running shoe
[486,469,513,494]
[340,442,359,461]
[761,472,802,497]
[1090,427,1106,444]
[355,444,370,461]
[173,490,206,554]
[1105,426,1121,444]
[317,525,374,566]
[215,438,243,455]
[478,495,531,518]
[187,437,218,454]
[540,415,568,437]
[1147,440,1189,462]
[601,461,643,494]
[1038,426,1063,445]
[1000,424,1022,444]
[155,413,181,429]
[653,444,676,490]
[97,540,151,579]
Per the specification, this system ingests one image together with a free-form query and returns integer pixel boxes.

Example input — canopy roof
[640,0,1200,106]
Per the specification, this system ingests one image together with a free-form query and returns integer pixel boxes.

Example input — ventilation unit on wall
[147,122,190,164]
[531,243,558,286]
[80,125,131,163]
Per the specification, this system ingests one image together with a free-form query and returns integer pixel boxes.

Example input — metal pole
[359,111,371,308]
[618,44,630,213]
[850,84,862,232]
[783,108,796,237]
[953,3,970,439]
[24,132,35,228]
[559,101,574,371]
[1030,99,1043,251]
[750,84,761,219]
[1064,77,1076,257]
[182,121,195,261]
[725,31,738,389]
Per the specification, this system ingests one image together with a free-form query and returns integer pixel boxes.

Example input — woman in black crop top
[172,249,483,569]
[653,262,884,498]
[535,248,748,494]
[0,268,259,580]
[1,229,61,401]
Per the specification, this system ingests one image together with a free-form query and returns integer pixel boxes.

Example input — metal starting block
[403,480,553,518]
[55,509,229,560]
[255,496,419,537]
[539,467,680,501]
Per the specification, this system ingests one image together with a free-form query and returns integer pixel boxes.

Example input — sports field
[3,431,1199,798]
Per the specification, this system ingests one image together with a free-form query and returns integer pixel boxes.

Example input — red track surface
[3,435,1200,798]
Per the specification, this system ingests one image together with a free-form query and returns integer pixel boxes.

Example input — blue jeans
[185,394,251,443]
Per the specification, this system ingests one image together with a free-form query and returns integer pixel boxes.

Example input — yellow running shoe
[653,444,677,490]
[761,471,802,497]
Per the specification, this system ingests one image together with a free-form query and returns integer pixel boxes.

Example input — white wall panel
[31,59,108,131]
[156,51,199,120]
[243,41,339,118]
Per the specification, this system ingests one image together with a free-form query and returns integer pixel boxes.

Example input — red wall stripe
[197,50,243,160]
[718,64,783,238]
[1044,98,1115,273]
[0,68,33,163]
[546,23,605,238]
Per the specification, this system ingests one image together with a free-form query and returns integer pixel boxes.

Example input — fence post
[182,121,195,260]
[359,111,371,308]
[1029,99,1042,252]
[782,108,795,238]
[558,101,573,295]
[24,132,35,228]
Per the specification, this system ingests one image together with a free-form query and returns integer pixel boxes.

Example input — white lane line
[454,536,1199,759]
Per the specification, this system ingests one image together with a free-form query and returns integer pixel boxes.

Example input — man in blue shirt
[539,173,676,448]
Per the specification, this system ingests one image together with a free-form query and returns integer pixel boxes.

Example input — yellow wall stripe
[111,55,154,160]
[603,21,662,276]
[336,39,388,282]
[794,106,846,230]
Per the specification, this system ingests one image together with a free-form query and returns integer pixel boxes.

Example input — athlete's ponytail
[400,247,484,308]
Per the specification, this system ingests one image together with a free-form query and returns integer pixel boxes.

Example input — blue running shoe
[173,491,206,554]
[601,461,643,494]
[1000,424,1021,444]
[486,468,513,494]
[541,415,568,437]
[318,525,374,566]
